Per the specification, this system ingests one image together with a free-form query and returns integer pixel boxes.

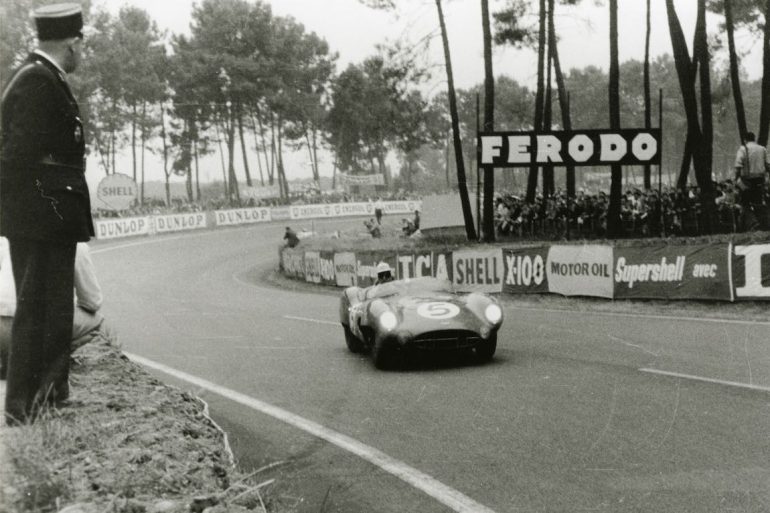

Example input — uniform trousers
[5,238,75,424]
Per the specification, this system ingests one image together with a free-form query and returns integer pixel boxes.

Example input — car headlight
[379,311,397,331]
[485,304,502,324]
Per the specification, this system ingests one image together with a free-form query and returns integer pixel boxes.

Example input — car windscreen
[365,278,454,299]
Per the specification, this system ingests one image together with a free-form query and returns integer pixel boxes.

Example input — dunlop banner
[452,248,503,293]
[396,252,453,282]
[503,247,549,294]
[547,245,613,298]
[153,213,207,234]
[614,244,731,300]
[214,207,271,226]
[732,243,770,300]
[334,252,357,287]
[95,217,151,240]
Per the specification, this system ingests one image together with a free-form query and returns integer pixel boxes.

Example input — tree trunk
[436,0,477,240]
[543,0,555,198]
[247,110,266,186]
[677,132,692,189]
[549,5,574,197]
[607,0,624,237]
[527,0,547,203]
[140,102,146,205]
[227,105,240,205]
[643,0,652,189]
[758,0,770,145]
[237,104,253,187]
[481,0,495,242]
[215,122,228,198]
[193,135,201,201]
[160,105,171,207]
[694,0,716,232]
[724,0,748,142]
[131,103,137,182]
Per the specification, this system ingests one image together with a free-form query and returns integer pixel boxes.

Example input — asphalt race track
[93,220,770,513]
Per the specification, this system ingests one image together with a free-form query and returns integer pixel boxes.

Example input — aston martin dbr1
[339,277,503,369]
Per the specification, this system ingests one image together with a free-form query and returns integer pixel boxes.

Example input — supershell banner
[614,244,731,300]
[547,245,613,298]
[732,243,770,301]
[452,248,504,293]
[395,252,453,282]
[503,247,549,294]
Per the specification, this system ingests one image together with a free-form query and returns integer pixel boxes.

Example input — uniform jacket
[0,52,94,242]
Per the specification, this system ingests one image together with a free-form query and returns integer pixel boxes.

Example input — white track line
[639,368,770,393]
[283,315,338,326]
[125,353,497,513]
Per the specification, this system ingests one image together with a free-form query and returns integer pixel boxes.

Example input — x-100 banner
[478,129,661,167]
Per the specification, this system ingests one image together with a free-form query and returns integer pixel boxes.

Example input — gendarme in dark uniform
[0,3,94,424]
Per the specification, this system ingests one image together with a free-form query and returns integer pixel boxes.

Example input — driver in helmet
[374,262,394,285]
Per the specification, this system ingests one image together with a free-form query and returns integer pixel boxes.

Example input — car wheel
[343,324,365,353]
[475,333,497,363]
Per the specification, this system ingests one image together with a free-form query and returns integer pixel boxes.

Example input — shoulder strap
[1,61,47,104]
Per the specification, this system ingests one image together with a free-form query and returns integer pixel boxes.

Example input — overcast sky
[85,0,764,189]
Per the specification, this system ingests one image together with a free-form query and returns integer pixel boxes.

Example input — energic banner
[547,245,613,298]
[614,244,731,300]
[503,247,549,294]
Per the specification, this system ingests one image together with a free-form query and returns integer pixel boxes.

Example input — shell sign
[96,173,138,211]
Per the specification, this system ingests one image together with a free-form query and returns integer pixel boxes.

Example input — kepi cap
[34,3,83,41]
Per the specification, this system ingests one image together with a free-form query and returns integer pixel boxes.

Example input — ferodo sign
[503,247,549,294]
[732,243,770,300]
[614,244,730,300]
[478,129,661,167]
[547,245,613,298]
[452,248,503,293]
[96,173,137,211]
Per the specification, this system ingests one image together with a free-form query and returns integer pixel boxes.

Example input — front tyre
[343,324,365,353]
[372,340,398,370]
[475,333,497,363]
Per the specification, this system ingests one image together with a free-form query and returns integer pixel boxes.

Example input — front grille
[411,330,481,350]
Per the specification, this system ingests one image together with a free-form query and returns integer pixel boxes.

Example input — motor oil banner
[614,244,731,300]
[503,247,549,294]
[732,243,770,300]
[547,245,613,298]
[452,248,503,293]
[214,207,271,226]
[153,213,207,234]
[334,252,357,287]
[95,217,151,240]
[396,252,453,282]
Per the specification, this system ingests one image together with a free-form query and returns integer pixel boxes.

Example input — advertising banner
[241,185,280,199]
[339,173,385,186]
[355,252,398,288]
[95,173,137,211]
[382,200,422,215]
[478,128,661,168]
[94,217,151,240]
[319,251,336,286]
[334,202,373,217]
[271,206,291,221]
[452,248,504,293]
[503,247,549,294]
[214,207,271,227]
[614,244,731,300]
[281,249,305,279]
[396,252,453,282]
[732,243,770,300]
[334,252,357,287]
[304,251,321,283]
[153,213,207,234]
[547,245,613,298]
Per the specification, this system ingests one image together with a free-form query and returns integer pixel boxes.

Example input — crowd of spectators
[494,179,770,239]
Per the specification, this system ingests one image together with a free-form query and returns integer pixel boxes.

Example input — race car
[339,276,504,369]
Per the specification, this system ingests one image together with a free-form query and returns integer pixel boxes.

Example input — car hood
[380,293,486,334]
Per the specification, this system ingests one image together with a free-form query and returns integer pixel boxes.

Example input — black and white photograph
[0,0,768,511]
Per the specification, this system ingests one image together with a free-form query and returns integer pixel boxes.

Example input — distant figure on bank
[374,262,394,285]
[374,198,384,225]
[734,131,770,229]
[0,239,104,382]
[402,218,417,237]
[364,218,381,238]
[413,209,420,231]
[283,226,300,248]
